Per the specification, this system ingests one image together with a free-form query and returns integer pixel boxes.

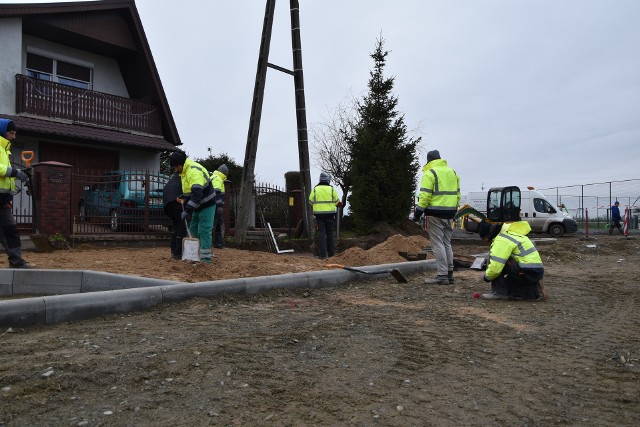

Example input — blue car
[79,171,170,231]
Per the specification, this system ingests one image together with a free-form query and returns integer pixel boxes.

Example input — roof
[5,114,177,152]
[0,0,181,148]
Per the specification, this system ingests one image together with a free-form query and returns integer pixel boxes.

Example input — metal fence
[227,183,292,231]
[73,170,171,234]
[539,179,640,230]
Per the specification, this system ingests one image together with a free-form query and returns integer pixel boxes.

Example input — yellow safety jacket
[416,159,460,219]
[0,135,18,203]
[180,158,215,213]
[211,170,227,206]
[309,184,338,215]
[484,221,544,281]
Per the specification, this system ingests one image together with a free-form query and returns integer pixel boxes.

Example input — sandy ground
[1,232,639,426]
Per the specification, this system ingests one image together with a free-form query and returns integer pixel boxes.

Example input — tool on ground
[179,199,200,262]
[325,263,408,283]
[267,223,294,254]
[257,205,293,254]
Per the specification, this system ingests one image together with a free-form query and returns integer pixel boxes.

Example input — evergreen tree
[348,37,420,232]
[195,148,243,187]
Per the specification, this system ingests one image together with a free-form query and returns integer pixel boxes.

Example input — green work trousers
[189,204,215,262]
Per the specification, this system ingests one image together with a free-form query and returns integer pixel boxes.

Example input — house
[0,0,181,232]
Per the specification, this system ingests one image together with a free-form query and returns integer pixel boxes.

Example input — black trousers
[164,201,187,258]
[491,259,544,300]
[314,214,335,258]
[214,205,224,247]
[0,205,26,267]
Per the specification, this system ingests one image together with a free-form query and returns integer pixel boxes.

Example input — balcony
[15,74,162,136]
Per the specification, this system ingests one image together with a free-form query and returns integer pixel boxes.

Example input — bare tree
[310,96,358,212]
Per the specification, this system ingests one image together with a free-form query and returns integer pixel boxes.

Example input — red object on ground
[473,292,480,299]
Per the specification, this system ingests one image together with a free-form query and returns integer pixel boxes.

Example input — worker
[308,171,340,259]
[0,118,32,268]
[478,221,546,301]
[609,201,623,235]
[162,172,187,259]
[412,150,460,285]
[211,164,228,249]
[169,151,216,263]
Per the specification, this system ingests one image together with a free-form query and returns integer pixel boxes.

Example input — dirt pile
[15,234,431,283]
[330,234,430,266]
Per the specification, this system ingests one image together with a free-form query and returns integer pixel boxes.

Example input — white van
[462,189,578,237]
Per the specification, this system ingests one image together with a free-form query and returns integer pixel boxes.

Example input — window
[26,52,92,89]
[533,198,556,214]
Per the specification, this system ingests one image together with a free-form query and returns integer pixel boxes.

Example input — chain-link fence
[539,179,640,231]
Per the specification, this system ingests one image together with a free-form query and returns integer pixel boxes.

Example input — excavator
[455,186,522,230]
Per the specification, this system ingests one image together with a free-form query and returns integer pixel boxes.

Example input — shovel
[179,200,200,262]
[326,263,408,283]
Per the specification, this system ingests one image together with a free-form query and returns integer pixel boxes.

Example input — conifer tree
[348,37,420,232]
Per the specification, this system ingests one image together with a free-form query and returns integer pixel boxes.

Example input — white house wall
[23,35,129,98]
[0,18,23,115]
[119,149,161,173]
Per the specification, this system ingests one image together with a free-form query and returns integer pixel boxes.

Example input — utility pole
[235,0,313,243]
[235,0,276,244]
[289,0,313,238]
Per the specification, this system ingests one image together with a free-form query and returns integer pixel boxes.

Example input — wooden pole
[289,0,313,238]
[235,0,276,244]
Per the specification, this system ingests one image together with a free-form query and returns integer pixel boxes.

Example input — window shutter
[57,61,91,83]
[26,53,53,73]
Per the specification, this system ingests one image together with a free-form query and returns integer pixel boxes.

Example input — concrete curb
[0,260,436,327]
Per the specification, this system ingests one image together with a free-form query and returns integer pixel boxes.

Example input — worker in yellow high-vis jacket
[412,150,460,285]
[478,220,547,301]
[309,172,340,259]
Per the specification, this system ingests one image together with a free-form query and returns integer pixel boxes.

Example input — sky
[6,0,640,196]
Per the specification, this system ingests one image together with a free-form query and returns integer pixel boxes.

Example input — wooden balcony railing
[15,74,162,135]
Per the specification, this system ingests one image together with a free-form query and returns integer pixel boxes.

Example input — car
[79,171,170,231]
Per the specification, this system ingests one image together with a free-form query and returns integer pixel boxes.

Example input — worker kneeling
[478,221,547,301]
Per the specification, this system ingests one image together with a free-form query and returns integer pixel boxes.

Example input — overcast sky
[7,0,640,196]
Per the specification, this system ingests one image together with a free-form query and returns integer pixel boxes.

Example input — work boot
[448,271,454,284]
[10,262,34,269]
[482,292,510,300]
[425,275,450,285]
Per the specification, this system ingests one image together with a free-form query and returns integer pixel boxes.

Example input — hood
[0,118,12,135]
[422,158,448,171]
[501,220,531,236]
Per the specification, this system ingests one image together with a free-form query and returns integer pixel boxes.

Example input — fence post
[624,207,629,237]
[585,208,589,239]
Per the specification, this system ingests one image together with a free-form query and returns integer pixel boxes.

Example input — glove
[337,201,343,209]
[180,211,189,221]
[13,169,28,182]
[412,209,423,222]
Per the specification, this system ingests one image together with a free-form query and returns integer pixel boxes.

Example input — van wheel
[548,223,564,237]
[110,209,119,232]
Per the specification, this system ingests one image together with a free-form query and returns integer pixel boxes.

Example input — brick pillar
[32,161,72,236]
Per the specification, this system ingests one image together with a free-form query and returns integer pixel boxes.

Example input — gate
[228,183,294,234]
[13,180,32,234]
